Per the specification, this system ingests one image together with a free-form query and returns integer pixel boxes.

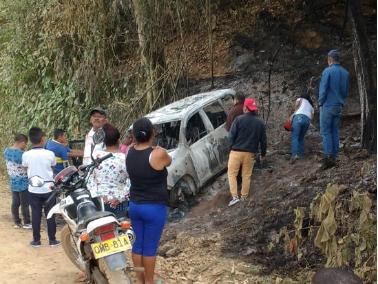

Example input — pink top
[120,144,128,154]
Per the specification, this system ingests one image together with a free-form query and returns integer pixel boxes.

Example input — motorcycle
[29,129,141,284]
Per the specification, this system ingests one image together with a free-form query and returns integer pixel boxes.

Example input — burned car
[130,88,235,206]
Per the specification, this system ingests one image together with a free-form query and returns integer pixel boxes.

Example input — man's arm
[225,108,236,131]
[68,149,84,158]
[343,72,350,99]
[49,150,57,170]
[318,70,329,107]
[22,153,28,171]
[228,118,238,151]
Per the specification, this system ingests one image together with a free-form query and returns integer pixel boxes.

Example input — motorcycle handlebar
[80,153,114,172]
[97,153,113,163]
[45,188,59,207]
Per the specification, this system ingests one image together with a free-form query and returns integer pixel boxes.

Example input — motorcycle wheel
[98,257,132,284]
[61,225,86,272]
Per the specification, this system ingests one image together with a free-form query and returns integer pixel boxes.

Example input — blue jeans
[129,202,167,256]
[320,105,342,159]
[291,114,310,158]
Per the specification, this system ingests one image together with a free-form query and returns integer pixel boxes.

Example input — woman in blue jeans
[290,93,314,164]
[126,117,172,284]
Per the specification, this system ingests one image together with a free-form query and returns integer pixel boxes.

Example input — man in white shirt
[22,127,59,247]
[82,107,107,165]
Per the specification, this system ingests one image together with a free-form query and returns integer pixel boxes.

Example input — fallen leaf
[288,238,297,254]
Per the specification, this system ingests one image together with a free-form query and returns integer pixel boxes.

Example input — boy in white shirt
[22,127,60,247]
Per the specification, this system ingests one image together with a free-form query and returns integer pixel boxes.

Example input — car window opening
[153,121,180,150]
[203,101,227,129]
[186,112,207,145]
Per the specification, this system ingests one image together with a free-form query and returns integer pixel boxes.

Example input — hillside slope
[153,0,377,283]
[157,128,377,283]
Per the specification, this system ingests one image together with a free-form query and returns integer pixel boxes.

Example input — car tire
[169,181,186,207]
[169,177,197,207]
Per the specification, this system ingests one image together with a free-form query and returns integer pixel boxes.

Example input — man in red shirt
[225,92,245,131]
[225,92,246,190]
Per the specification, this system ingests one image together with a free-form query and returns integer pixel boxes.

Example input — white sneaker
[228,197,240,206]
[23,223,32,229]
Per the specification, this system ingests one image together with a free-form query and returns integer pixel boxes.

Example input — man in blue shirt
[318,49,349,170]
[45,129,70,175]
[3,134,32,229]
[46,129,84,175]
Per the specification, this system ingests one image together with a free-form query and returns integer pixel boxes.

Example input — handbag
[284,120,292,131]
[284,98,303,132]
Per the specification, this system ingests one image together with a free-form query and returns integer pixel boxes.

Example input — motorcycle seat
[77,211,116,231]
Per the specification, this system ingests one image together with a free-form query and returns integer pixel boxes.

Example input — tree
[348,0,377,152]
[132,0,167,112]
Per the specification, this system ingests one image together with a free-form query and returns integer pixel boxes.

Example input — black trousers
[11,190,31,225]
[28,192,57,242]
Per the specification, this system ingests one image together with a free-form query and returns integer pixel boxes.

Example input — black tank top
[126,146,168,204]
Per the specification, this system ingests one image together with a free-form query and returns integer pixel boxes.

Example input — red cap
[244,98,258,111]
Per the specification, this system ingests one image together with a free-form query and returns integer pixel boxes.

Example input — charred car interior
[127,89,236,207]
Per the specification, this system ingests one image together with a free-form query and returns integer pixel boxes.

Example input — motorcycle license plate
[91,235,132,259]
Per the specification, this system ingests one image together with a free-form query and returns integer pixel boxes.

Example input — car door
[202,100,229,172]
[185,111,218,187]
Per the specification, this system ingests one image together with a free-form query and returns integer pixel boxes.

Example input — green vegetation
[0,0,226,172]
[0,0,217,165]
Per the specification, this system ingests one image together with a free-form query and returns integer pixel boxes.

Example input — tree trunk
[206,0,214,89]
[348,0,377,152]
[132,0,166,112]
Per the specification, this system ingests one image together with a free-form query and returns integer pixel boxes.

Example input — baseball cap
[90,107,106,117]
[244,98,258,111]
[327,50,340,59]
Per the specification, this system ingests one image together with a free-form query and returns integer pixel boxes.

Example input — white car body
[130,88,236,204]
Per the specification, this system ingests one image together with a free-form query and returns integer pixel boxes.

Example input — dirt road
[0,171,278,284]
[0,176,81,284]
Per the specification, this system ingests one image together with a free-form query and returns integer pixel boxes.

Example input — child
[120,130,134,154]
[3,134,32,229]
[22,127,60,247]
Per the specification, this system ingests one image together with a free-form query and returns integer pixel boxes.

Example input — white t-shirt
[295,98,314,119]
[83,128,105,165]
[22,148,56,194]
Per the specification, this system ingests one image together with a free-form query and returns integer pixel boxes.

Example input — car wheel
[169,181,186,207]
[170,175,198,207]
